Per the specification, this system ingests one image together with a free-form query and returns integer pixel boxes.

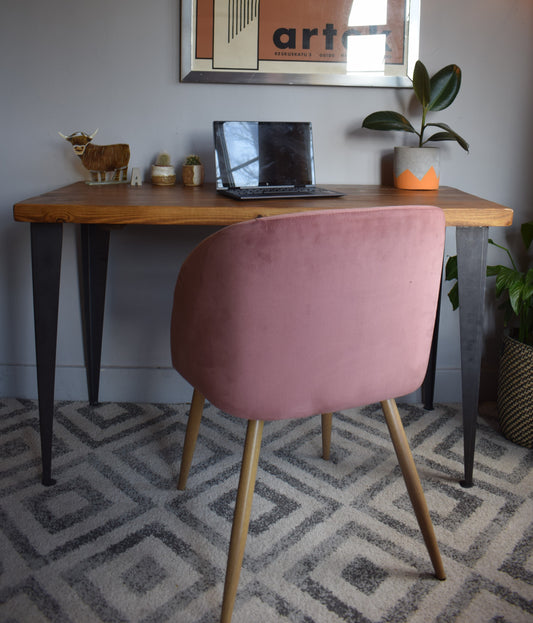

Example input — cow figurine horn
[89,129,99,139]
[58,131,68,139]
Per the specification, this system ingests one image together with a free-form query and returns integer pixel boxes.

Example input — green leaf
[424,123,469,151]
[428,64,462,111]
[412,60,430,108]
[524,268,533,299]
[495,267,522,298]
[362,111,417,133]
[508,280,524,316]
[445,255,457,281]
[486,264,502,277]
[447,282,459,310]
[521,221,533,250]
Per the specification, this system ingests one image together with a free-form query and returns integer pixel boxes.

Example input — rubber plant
[362,60,469,152]
[445,221,533,346]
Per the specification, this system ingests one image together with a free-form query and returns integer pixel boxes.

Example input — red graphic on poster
[195,0,406,66]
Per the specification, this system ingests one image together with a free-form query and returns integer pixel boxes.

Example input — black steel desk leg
[456,226,488,488]
[80,224,110,406]
[422,278,442,410]
[31,222,63,486]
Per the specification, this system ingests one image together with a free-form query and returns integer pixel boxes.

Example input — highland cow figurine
[59,129,130,184]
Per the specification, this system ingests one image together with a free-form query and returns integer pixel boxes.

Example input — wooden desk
[14,182,513,487]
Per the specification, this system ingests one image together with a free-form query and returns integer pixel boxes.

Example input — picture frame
[180,0,420,88]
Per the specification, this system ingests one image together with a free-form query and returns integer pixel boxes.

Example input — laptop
[214,121,344,200]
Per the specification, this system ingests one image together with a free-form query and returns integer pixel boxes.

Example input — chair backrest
[171,206,445,421]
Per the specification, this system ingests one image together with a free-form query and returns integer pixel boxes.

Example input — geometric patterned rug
[1,397,532,623]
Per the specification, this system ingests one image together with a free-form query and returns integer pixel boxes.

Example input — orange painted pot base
[394,166,440,190]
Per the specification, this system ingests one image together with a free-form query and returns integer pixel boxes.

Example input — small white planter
[151,165,176,186]
[394,147,440,190]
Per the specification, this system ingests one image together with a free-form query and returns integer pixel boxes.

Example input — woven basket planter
[497,335,533,448]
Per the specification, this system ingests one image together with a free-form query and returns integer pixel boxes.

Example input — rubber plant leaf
[428,64,461,111]
[424,123,469,151]
[412,60,430,108]
[361,111,417,133]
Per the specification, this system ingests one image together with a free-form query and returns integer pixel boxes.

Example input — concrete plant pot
[394,147,440,190]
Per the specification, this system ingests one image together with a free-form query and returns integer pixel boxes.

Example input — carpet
[0,398,532,622]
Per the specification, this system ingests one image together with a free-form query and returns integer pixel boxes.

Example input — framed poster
[181,0,420,87]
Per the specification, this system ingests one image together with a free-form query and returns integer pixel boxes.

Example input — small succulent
[184,154,202,166]
[155,151,172,166]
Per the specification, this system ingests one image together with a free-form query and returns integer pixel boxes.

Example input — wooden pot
[182,164,204,187]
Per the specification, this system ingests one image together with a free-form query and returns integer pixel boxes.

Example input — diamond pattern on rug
[1,398,532,623]
[55,401,177,448]
[62,522,219,623]
[0,399,70,483]
[342,556,389,595]
[1,453,152,566]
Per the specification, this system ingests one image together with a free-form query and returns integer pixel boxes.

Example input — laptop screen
[214,121,316,189]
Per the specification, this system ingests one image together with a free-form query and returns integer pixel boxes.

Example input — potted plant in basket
[182,154,204,187]
[362,60,469,190]
[446,221,533,448]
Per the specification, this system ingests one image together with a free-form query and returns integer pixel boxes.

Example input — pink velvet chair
[171,206,446,622]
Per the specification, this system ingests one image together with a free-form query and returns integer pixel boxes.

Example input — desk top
[14,182,513,228]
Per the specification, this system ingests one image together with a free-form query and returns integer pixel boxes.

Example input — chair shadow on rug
[170,206,447,623]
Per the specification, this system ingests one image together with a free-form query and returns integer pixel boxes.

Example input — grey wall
[1,0,532,404]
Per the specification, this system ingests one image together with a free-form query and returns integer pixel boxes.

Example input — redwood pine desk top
[14,182,513,228]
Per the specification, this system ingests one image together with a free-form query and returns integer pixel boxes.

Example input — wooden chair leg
[321,412,332,460]
[380,399,446,581]
[220,420,264,623]
[177,388,205,490]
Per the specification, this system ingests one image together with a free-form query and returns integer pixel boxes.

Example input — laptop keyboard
[225,186,343,199]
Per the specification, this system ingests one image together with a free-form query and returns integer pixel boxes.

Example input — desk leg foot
[460,479,474,489]
[456,226,488,488]
[31,223,62,486]
[81,224,110,406]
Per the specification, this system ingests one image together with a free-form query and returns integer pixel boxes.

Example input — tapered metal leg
[177,388,205,490]
[422,280,442,411]
[31,223,63,486]
[456,226,488,488]
[381,399,445,580]
[80,224,110,405]
[220,420,264,623]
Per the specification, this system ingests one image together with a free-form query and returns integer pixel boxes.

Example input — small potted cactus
[151,151,176,186]
[182,154,204,187]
